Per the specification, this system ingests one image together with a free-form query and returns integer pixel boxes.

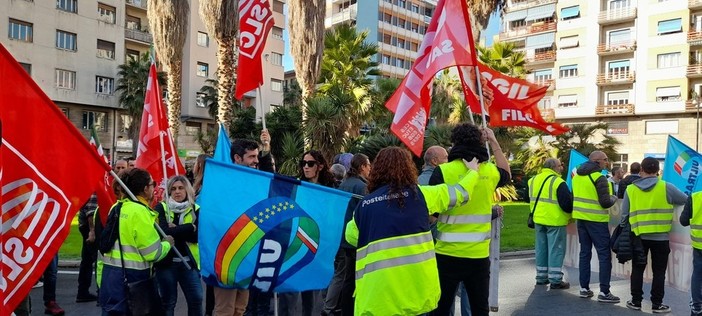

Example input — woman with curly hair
[345,147,480,315]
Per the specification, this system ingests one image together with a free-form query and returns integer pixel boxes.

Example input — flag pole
[473,65,491,157]
[257,86,267,131]
[158,131,171,202]
[457,66,475,124]
[110,170,192,270]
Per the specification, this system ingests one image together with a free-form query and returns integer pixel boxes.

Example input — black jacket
[576,161,617,209]
[338,176,368,249]
[611,222,646,265]
[617,174,641,199]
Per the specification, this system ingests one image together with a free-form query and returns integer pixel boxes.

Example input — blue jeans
[691,248,702,314]
[576,220,612,293]
[535,224,567,284]
[43,255,58,303]
[155,262,204,316]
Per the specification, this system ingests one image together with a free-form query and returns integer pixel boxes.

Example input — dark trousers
[576,220,612,293]
[322,248,355,316]
[78,226,97,296]
[205,286,214,316]
[630,239,670,305]
[43,255,58,303]
[434,254,490,316]
[244,289,273,316]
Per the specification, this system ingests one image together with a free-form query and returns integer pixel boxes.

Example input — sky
[281,8,502,71]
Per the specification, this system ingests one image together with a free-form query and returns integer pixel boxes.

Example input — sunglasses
[300,160,318,168]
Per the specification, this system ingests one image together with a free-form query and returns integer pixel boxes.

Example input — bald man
[572,150,619,303]
[113,160,128,174]
[418,146,448,185]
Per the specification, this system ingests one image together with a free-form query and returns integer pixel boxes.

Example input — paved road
[28,257,691,315]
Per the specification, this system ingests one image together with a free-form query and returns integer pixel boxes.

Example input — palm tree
[116,52,166,153]
[319,24,380,136]
[283,80,303,107]
[432,70,462,125]
[199,0,239,128]
[551,122,621,172]
[288,0,325,103]
[477,41,527,78]
[199,78,219,119]
[303,95,348,162]
[147,0,189,140]
[467,0,506,41]
[367,78,401,133]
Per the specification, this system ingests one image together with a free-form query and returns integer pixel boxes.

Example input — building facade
[501,0,702,169]
[2,0,286,163]
[325,0,437,78]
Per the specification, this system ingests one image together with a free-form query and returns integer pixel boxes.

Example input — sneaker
[550,281,570,290]
[597,292,621,303]
[626,300,641,310]
[44,301,65,316]
[32,281,43,289]
[75,293,98,303]
[536,279,549,285]
[652,304,671,314]
[579,288,594,298]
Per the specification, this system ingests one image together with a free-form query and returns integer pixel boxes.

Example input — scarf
[167,198,193,225]
[447,143,490,163]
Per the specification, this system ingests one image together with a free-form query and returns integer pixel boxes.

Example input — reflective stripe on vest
[529,169,570,226]
[628,181,674,235]
[355,232,435,280]
[435,231,491,242]
[447,184,470,209]
[690,192,702,249]
[572,172,610,222]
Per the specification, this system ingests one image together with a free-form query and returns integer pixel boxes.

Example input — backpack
[99,202,123,255]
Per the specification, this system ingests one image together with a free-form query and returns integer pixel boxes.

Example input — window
[82,111,107,131]
[396,58,405,68]
[608,29,631,45]
[383,33,392,44]
[533,69,552,84]
[411,23,419,33]
[196,92,206,108]
[424,7,432,16]
[607,121,629,135]
[197,62,208,77]
[57,0,77,13]
[120,114,132,133]
[538,97,552,109]
[382,54,390,64]
[61,108,69,117]
[411,42,418,51]
[97,40,115,59]
[657,18,682,35]
[655,86,681,102]
[560,5,580,20]
[613,154,628,172]
[608,60,630,78]
[126,15,141,30]
[557,94,578,108]
[398,0,406,8]
[559,35,579,49]
[272,0,284,13]
[197,32,209,47]
[185,121,201,136]
[645,120,678,134]
[56,30,77,51]
[271,79,283,92]
[126,49,139,61]
[19,63,31,75]
[55,69,76,89]
[607,91,630,105]
[657,52,680,68]
[8,19,33,42]
[97,3,116,24]
[272,27,283,40]
[95,76,114,94]
[398,38,406,49]
[559,64,578,78]
[270,52,283,66]
[410,4,419,13]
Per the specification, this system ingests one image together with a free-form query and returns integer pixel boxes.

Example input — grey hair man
[418,146,448,185]
[330,163,347,188]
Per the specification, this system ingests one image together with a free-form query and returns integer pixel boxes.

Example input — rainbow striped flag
[197,159,352,292]
[662,136,702,195]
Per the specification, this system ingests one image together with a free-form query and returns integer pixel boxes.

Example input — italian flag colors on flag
[674,151,691,175]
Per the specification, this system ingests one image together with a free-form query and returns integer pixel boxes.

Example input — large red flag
[385,0,477,156]
[135,62,185,203]
[0,43,110,313]
[235,0,275,100]
[88,128,116,226]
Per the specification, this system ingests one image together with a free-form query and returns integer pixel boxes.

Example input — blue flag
[197,159,352,292]
[565,149,588,190]
[213,123,232,163]
[662,136,702,195]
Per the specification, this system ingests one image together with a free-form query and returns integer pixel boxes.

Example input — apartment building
[325,0,437,78]
[501,0,702,169]
[1,0,286,162]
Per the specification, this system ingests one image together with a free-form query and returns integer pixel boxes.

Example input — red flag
[0,43,110,313]
[385,0,477,156]
[135,62,185,203]
[463,64,569,135]
[88,129,116,226]
[235,0,275,100]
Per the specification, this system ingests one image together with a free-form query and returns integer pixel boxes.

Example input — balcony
[530,78,554,90]
[691,0,702,9]
[505,0,556,12]
[124,28,152,44]
[499,21,556,40]
[686,99,702,112]
[597,41,636,55]
[688,64,702,77]
[526,50,556,64]
[324,4,357,28]
[126,0,147,10]
[598,7,636,25]
[596,71,635,85]
[689,32,702,46]
[596,104,634,116]
[541,108,555,121]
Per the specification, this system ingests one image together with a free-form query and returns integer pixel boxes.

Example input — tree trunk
[217,36,237,129]
[129,115,142,155]
[166,61,182,142]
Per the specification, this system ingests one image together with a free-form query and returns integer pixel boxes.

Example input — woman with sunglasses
[299,150,335,187]
[345,147,479,315]
[99,168,174,316]
[154,175,203,316]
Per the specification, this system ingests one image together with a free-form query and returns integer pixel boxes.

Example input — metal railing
[596,71,635,85]
[598,7,636,23]
[124,28,153,44]
[527,50,556,63]
[597,41,636,54]
[499,21,556,40]
[596,104,634,116]
[126,0,147,9]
